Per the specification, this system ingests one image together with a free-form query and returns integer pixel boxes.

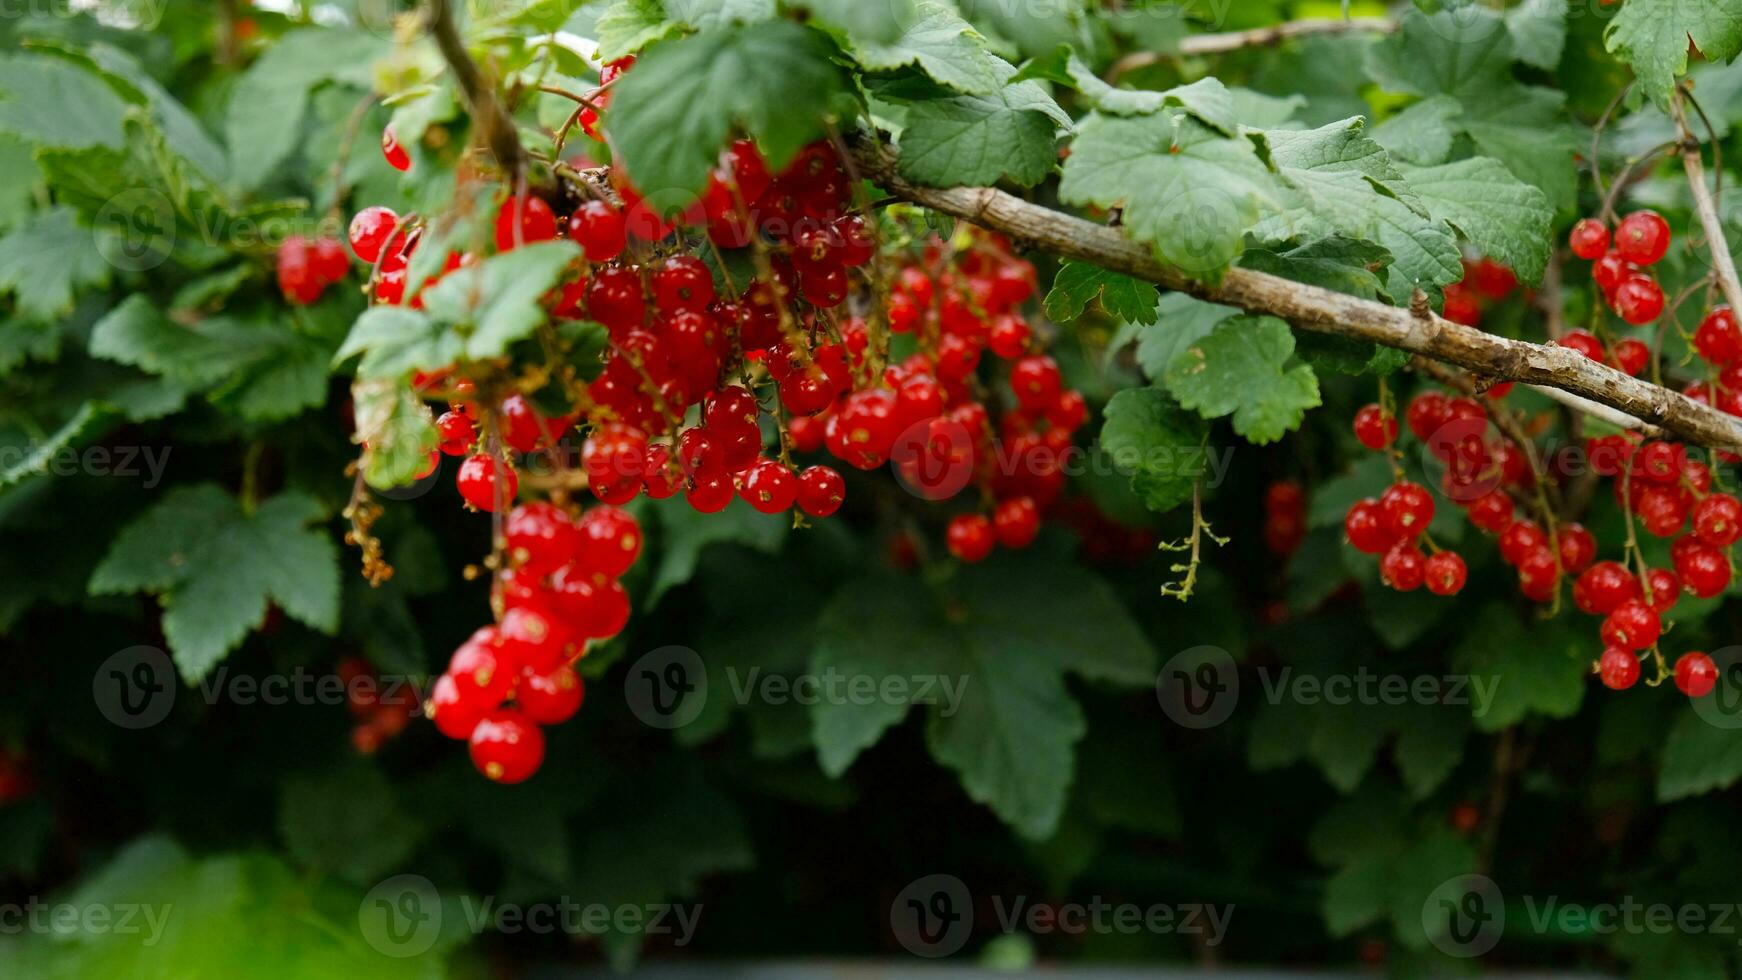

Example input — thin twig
[1673,90,1742,318]
[1108,17,1396,80]
[426,0,549,196]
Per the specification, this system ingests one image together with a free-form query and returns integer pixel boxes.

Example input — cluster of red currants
[1568,210,1671,325]
[1682,306,1742,415]
[337,657,416,755]
[426,501,641,782]
[275,235,352,305]
[1440,256,1519,327]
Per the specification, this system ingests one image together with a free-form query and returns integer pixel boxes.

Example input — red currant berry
[449,629,512,706]
[1592,252,1637,294]
[519,664,585,725]
[586,266,647,332]
[1644,567,1681,613]
[1517,546,1560,602]
[1611,338,1650,376]
[1379,542,1426,591]
[1600,599,1661,650]
[1352,404,1397,450]
[1499,519,1547,565]
[1555,522,1597,574]
[796,465,845,517]
[1676,544,1732,598]
[1424,550,1467,595]
[457,454,517,511]
[989,315,1030,359]
[1379,481,1435,538]
[739,458,798,514]
[495,194,557,252]
[946,514,996,563]
[652,255,716,314]
[1574,560,1642,615]
[1696,307,1742,365]
[574,506,643,577]
[1466,491,1515,534]
[348,207,402,264]
[382,125,411,171]
[1010,356,1062,413]
[469,709,544,784]
[1694,493,1742,547]
[1569,218,1610,261]
[1615,210,1671,265]
[505,501,581,577]
[687,471,735,513]
[1344,498,1395,554]
[993,496,1041,549]
[1405,391,1449,441]
[498,604,572,674]
[550,565,631,638]
[427,672,487,740]
[1614,275,1665,325]
[1441,283,1481,326]
[568,200,627,263]
[1675,652,1719,698]
[1598,648,1640,691]
[1634,441,1686,483]
[1637,486,1688,537]
[1559,329,1604,361]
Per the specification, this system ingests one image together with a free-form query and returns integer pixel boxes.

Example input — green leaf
[422,241,581,360]
[334,306,463,381]
[665,0,775,32]
[90,486,340,681]
[1507,0,1568,70]
[893,57,1068,189]
[1368,95,1462,166]
[1394,705,1468,798]
[1605,0,1742,107]
[0,403,112,491]
[1043,260,1158,325]
[1164,316,1321,444]
[1365,8,1517,104]
[1060,111,1276,278]
[595,0,683,60]
[608,22,847,198]
[224,29,387,189]
[796,0,920,45]
[851,1,1002,95]
[811,554,1155,839]
[1135,292,1239,380]
[0,207,112,320]
[1401,156,1553,283]
[90,297,272,387]
[1459,86,1579,214]
[351,378,440,490]
[1043,53,1236,132]
[0,52,129,149]
[1657,709,1742,801]
[1239,236,1392,302]
[646,496,787,604]
[1098,387,1209,514]
[1451,602,1586,731]
[279,763,423,885]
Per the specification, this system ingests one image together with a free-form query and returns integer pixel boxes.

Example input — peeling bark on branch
[851,142,1742,451]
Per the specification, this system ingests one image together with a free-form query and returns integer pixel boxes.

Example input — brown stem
[1107,17,1396,80]
[849,140,1742,451]
[1673,93,1742,318]
[425,0,550,196]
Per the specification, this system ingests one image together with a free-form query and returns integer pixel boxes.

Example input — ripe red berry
[586,266,647,332]
[1694,493,1742,547]
[1675,652,1719,698]
[1611,338,1650,376]
[1424,550,1467,595]
[1380,542,1426,591]
[993,496,1041,549]
[1634,441,1686,483]
[348,207,402,264]
[1352,404,1397,450]
[449,629,512,706]
[1569,218,1610,260]
[1441,283,1480,326]
[1010,356,1062,413]
[989,315,1031,359]
[1676,543,1732,598]
[1644,567,1681,613]
[1499,519,1547,565]
[1517,546,1560,602]
[428,673,489,740]
[568,200,627,263]
[946,514,996,563]
[1696,307,1742,365]
[312,238,350,283]
[1600,599,1661,650]
[518,665,585,725]
[1344,498,1395,554]
[1405,392,1448,440]
[550,564,631,638]
[1574,560,1642,615]
[1615,210,1670,265]
[469,710,545,784]
[653,255,716,313]
[1557,522,1597,574]
[1636,486,1688,537]
[505,501,580,576]
[1592,252,1636,294]
[1614,275,1665,325]
[382,125,411,171]
[575,506,643,578]
[495,194,557,252]
[1559,330,1604,361]
[740,458,798,514]
[687,471,735,513]
[1461,493,1511,536]
[457,454,517,511]
[1597,648,1640,691]
[498,604,572,674]
[1379,482,1434,538]
[795,465,845,517]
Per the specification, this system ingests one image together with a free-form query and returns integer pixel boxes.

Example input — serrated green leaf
[1060,111,1276,278]
[812,554,1155,839]
[893,56,1068,188]
[1394,705,1468,798]
[1451,602,1587,731]
[89,297,272,387]
[0,52,129,149]
[421,241,580,361]
[280,763,423,885]
[1135,292,1238,380]
[224,29,386,190]
[1365,8,1516,104]
[647,496,787,604]
[1043,260,1158,324]
[1164,316,1321,444]
[608,22,846,198]
[796,0,919,45]
[1657,709,1742,801]
[90,486,339,681]
[1507,0,1568,71]
[1239,236,1392,302]
[852,1,1002,95]
[1098,387,1209,514]
[1402,156,1553,283]
[0,403,111,491]
[351,378,440,490]
[1369,95,1462,166]
[595,0,683,60]
[665,0,775,32]
[334,305,463,381]
[1605,0,1742,107]
[0,207,112,320]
